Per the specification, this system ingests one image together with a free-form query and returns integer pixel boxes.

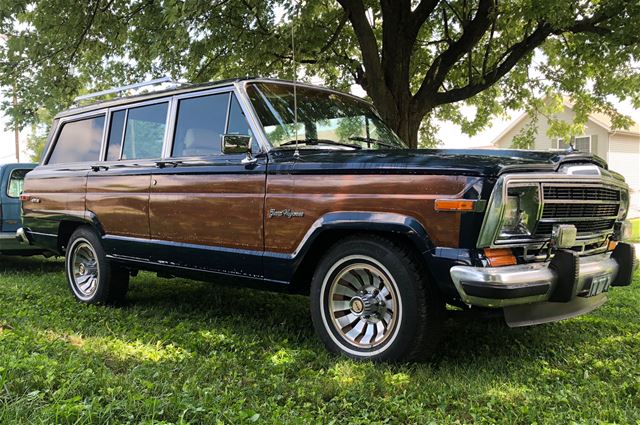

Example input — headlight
[619,189,629,220]
[497,185,540,241]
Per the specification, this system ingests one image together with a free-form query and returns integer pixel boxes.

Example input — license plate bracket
[586,274,611,297]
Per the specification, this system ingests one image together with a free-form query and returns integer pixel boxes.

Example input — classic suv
[18,78,637,361]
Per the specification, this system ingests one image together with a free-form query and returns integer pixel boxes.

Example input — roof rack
[73,77,186,103]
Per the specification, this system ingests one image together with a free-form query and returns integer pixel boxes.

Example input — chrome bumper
[450,252,619,308]
[16,227,31,245]
[450,243,637,326]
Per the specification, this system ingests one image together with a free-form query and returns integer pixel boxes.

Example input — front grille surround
[477,171,629,250]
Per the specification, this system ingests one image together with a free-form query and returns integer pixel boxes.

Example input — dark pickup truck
[17,78,638,361]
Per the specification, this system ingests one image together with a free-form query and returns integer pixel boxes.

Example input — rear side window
[121,103,168,160]
[171,93,229,157]
[48,115,105,164]
[7,169,29,198]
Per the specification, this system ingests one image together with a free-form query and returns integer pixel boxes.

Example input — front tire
[310,235,444,361]
[65,226,129,305]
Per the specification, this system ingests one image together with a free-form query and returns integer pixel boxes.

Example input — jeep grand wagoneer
[18,78,637,361]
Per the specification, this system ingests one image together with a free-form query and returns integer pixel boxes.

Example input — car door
[2,166,33,233]
[86,100,170,259]
[149,88,266,278]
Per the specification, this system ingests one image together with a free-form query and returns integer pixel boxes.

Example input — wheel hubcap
[71,241,99,297]
[328,261,399,349]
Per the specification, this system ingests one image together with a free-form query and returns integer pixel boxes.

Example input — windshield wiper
[348,136,396,148]
[279,138,362,150]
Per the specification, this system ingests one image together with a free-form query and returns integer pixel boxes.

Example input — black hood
[267,148,609,177]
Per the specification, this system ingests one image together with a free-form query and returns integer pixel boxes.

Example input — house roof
[491,98,640,146]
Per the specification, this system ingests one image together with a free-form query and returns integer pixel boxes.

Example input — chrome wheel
[69,239,100,299]
[325,257,400,351]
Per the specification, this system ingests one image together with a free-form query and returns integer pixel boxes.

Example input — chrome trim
[538,216,618,222]
[16,228,30,244]
[477,171,629,249]
[450,252,619,308]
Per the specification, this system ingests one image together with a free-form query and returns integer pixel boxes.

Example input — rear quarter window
[48,115,105,164]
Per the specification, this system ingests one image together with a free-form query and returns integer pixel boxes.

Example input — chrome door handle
[155,160,182,168]
[90,164,109,172]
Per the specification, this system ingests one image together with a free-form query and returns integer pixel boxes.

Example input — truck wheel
[310,235,444,361]
[65,226,129,305]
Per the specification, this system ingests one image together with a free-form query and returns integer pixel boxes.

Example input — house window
[555,135,592,152]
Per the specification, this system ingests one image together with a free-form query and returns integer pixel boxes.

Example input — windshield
[245,82,406,150]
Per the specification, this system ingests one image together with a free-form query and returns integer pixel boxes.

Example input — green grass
[629,218,640,243]
[0,257,639,424]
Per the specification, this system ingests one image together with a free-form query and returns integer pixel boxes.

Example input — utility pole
[12,83,19,162]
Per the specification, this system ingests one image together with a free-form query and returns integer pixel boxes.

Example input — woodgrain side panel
[149,173,265,251]
[265,174,469,253]
[86,174,151,238]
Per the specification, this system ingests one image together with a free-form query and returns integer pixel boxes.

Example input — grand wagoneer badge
[269,208,304,218]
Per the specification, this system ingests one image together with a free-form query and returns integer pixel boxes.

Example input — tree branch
[433,23,552,105]
[410,0,439,35]
[336,0,385,98]
[317,11,348,55]
[413,0,495,111]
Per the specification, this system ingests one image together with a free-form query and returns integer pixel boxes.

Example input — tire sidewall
[311,238,423,361]
[65,227,110,304]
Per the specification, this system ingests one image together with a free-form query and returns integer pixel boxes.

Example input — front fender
[263,211,434,283]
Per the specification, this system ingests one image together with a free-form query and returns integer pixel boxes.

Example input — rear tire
[65,226,129,305]
[310,235,444,361]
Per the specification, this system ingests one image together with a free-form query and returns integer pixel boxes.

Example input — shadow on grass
[4,256,637,371]
[0,255,63,274]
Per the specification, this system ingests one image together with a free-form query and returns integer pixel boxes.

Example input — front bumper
[450,243,637,326]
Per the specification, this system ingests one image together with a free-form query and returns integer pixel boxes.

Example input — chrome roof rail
[73,77,186,103]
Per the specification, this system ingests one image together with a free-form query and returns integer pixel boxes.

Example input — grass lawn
[0,256,639,424]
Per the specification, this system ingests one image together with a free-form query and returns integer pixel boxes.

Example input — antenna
[291,1,300,159]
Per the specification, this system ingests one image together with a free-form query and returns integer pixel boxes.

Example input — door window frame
[102,97,173,164]
[164,87,234,159]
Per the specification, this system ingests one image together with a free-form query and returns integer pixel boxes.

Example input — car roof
[54,78,364,120]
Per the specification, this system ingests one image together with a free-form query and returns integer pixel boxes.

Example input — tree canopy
[1,0,639,153]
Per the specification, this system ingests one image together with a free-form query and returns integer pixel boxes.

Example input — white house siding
[494,107,610,161]
[608,133,640,217]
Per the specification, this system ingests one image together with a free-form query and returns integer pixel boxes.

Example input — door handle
[90,164,109,172]
[155,160,182,168]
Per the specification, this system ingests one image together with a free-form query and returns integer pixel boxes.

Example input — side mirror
[222,134,251,154]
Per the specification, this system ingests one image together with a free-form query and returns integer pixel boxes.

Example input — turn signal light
[608,240,619,251]
[483,248,517,267]
[434,199,476,212]
[19,194,29,201]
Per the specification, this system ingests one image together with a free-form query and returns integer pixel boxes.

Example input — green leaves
[0,0,639,150]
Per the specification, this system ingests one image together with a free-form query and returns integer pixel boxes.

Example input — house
[491,99,640,216]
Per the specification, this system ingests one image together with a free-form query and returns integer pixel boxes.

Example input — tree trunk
[376,98,422,149]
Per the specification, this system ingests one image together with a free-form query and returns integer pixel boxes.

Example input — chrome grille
[541,203,619,219]
[543,186,620,201]
[535,219,616,236]
[536,183,622,237]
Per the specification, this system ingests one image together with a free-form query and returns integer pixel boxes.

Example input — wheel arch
[57,211,104,253]
[286,212,434,294]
